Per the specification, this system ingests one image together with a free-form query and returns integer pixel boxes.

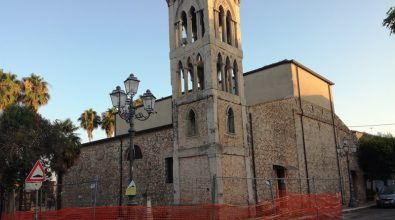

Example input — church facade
[62,0,366,207]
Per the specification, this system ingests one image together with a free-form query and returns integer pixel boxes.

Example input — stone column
[229,20,234,46]
[184,67,189,95]
[234,22,238,48]
[214,10,218,40]
[187,15,193,44]
[221,63,226,91]
[222,13,227,43]
[193,64,199,92]
[228,66,234,94]
[176,70,181,97]
[178,21,183,47]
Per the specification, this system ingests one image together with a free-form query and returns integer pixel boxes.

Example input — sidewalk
[342,202,376,213]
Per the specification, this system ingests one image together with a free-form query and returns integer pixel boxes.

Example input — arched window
[225,57,232,93]
[181,11,188,46]
[197,54,205,90]
[187,110,197,136]
[227,108,235,134]
[226,11,232,45]
[232,61,239,95]
[187,59,194,92]
[217,54,224,91]
[178,62,185,96]
[125,145,143,160]
[218,6,225,42]
[190,7,198,42]
[200,10,205,38]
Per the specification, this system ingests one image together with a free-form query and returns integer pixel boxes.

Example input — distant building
[63,0,365,207]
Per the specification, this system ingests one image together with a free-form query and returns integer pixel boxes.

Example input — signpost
[125,180,137,197]
[25,161,46,220]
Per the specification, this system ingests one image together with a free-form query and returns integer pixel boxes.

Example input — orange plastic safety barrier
[1,193,342,220]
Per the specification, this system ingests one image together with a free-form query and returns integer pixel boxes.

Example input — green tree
[101,108,117,138]
[383,7,395,35]
[358,135,395,181]
[20,74,50,112]
[48,119,81,209]
[0,70,21,110]
[0,106,82,210]
[0,105,52,206]
[78,109,101,142]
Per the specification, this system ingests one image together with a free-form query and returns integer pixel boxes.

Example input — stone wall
[249,98,301,202]
[62,127,174,207]
[248,97,365,203]
[177,99,209,149]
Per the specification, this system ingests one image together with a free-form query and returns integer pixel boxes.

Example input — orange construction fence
[1,192,342,220]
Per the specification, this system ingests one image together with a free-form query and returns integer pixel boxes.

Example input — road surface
[343,207,395,219]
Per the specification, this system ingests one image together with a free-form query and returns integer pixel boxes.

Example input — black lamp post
[337,139,358,208]
[110,74,156,205]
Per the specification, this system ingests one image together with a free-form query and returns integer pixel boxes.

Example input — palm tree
[78,109,101,142]
[49,119,81,209]
[20,73,50,112]
[383,7,395,35]
[101,108,117,138]
[0,70,21,110]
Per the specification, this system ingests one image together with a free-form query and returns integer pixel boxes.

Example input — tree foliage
[358,135,395,180]
[383,7,395,35]
[101,108,117,138]
[0,105,52,189]
[48,119,81,174]
[0,106,81,192]
[78,109,101,142]
[0,70,21,110]
[20,74,50,112]
[0,71,50,112]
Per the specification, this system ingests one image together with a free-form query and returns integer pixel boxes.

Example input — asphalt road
[343,207,395,220]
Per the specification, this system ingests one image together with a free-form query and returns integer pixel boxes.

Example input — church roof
[244,59,334,85]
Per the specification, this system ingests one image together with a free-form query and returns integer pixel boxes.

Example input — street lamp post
[110,74,156,206]
[337,140,358,208]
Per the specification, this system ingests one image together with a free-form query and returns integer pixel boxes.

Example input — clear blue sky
[1,0,394,143]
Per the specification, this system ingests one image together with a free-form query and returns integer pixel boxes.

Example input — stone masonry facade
[62,0,366,208]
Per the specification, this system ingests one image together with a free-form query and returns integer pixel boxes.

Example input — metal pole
[35,190,38,220]
[127,97,136,205]
[346,153,356,207]
[119,138,123,206]
[115,104,123,207]
[93,179,98,220]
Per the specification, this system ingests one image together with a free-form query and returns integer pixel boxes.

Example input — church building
[62,0,366,207]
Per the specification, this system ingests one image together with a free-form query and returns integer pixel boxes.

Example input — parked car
[376,185,395,207]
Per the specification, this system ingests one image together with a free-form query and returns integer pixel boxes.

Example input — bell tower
[166,0,253,205]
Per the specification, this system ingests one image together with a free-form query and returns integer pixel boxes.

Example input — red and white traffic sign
[25,160,46,183]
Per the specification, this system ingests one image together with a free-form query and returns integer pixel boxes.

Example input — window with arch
[187,109,197,136]
[217,54,224,91]
[225,57,232,93]
[227,107,235,134]
[178,62,185,96]
[232,61,239,95]
[218,6,225,42]
[190,7,198,42]
[125,145,143,160]
[197,54,205,90]
[187,58,194,92]
[181,11,188,47]
[200,10,205,38]
[226,11,232,45]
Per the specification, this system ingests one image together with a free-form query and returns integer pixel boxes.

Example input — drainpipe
[249,113,258,203]
[295,65,311,194]
[328,84,345,205]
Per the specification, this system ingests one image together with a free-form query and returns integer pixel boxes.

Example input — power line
[349,123,395,128]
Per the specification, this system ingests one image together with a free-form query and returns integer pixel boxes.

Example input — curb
[342,203,376,214]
